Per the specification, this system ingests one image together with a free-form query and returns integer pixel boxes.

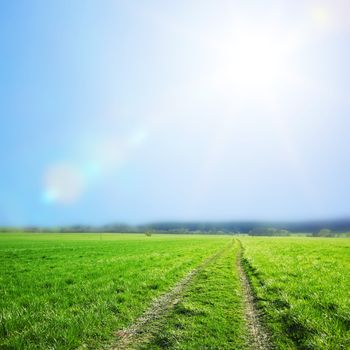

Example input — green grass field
[136,241,248,350]
[1,234,349,349]
[0,234,238,349]
[240,237,350,349]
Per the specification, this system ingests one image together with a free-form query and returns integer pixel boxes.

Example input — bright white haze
[1,0,350,225]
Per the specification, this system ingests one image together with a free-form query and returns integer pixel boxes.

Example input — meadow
[0,233,349,349]
[0,234,233,349]
[134,240,248,350]
[240,237,350,349]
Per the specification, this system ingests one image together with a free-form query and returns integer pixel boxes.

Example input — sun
[216,23,298,99]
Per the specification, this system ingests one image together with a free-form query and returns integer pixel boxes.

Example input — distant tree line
[248,227,291,236]
[1,221,350,237]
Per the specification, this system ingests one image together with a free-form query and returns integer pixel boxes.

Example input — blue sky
[1,0,350,226]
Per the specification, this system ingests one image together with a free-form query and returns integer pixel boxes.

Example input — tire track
[110,241,232,350]
[237,241,272,350]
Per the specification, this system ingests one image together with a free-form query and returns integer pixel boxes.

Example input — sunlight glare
[311,6,332,28]
[218,24,297,99]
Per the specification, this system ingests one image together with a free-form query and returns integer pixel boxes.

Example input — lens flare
[127,128,149,147]
[41,128,149,205]
[42,163,85,204]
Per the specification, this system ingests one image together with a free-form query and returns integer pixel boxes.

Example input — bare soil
[237,246,272,350]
